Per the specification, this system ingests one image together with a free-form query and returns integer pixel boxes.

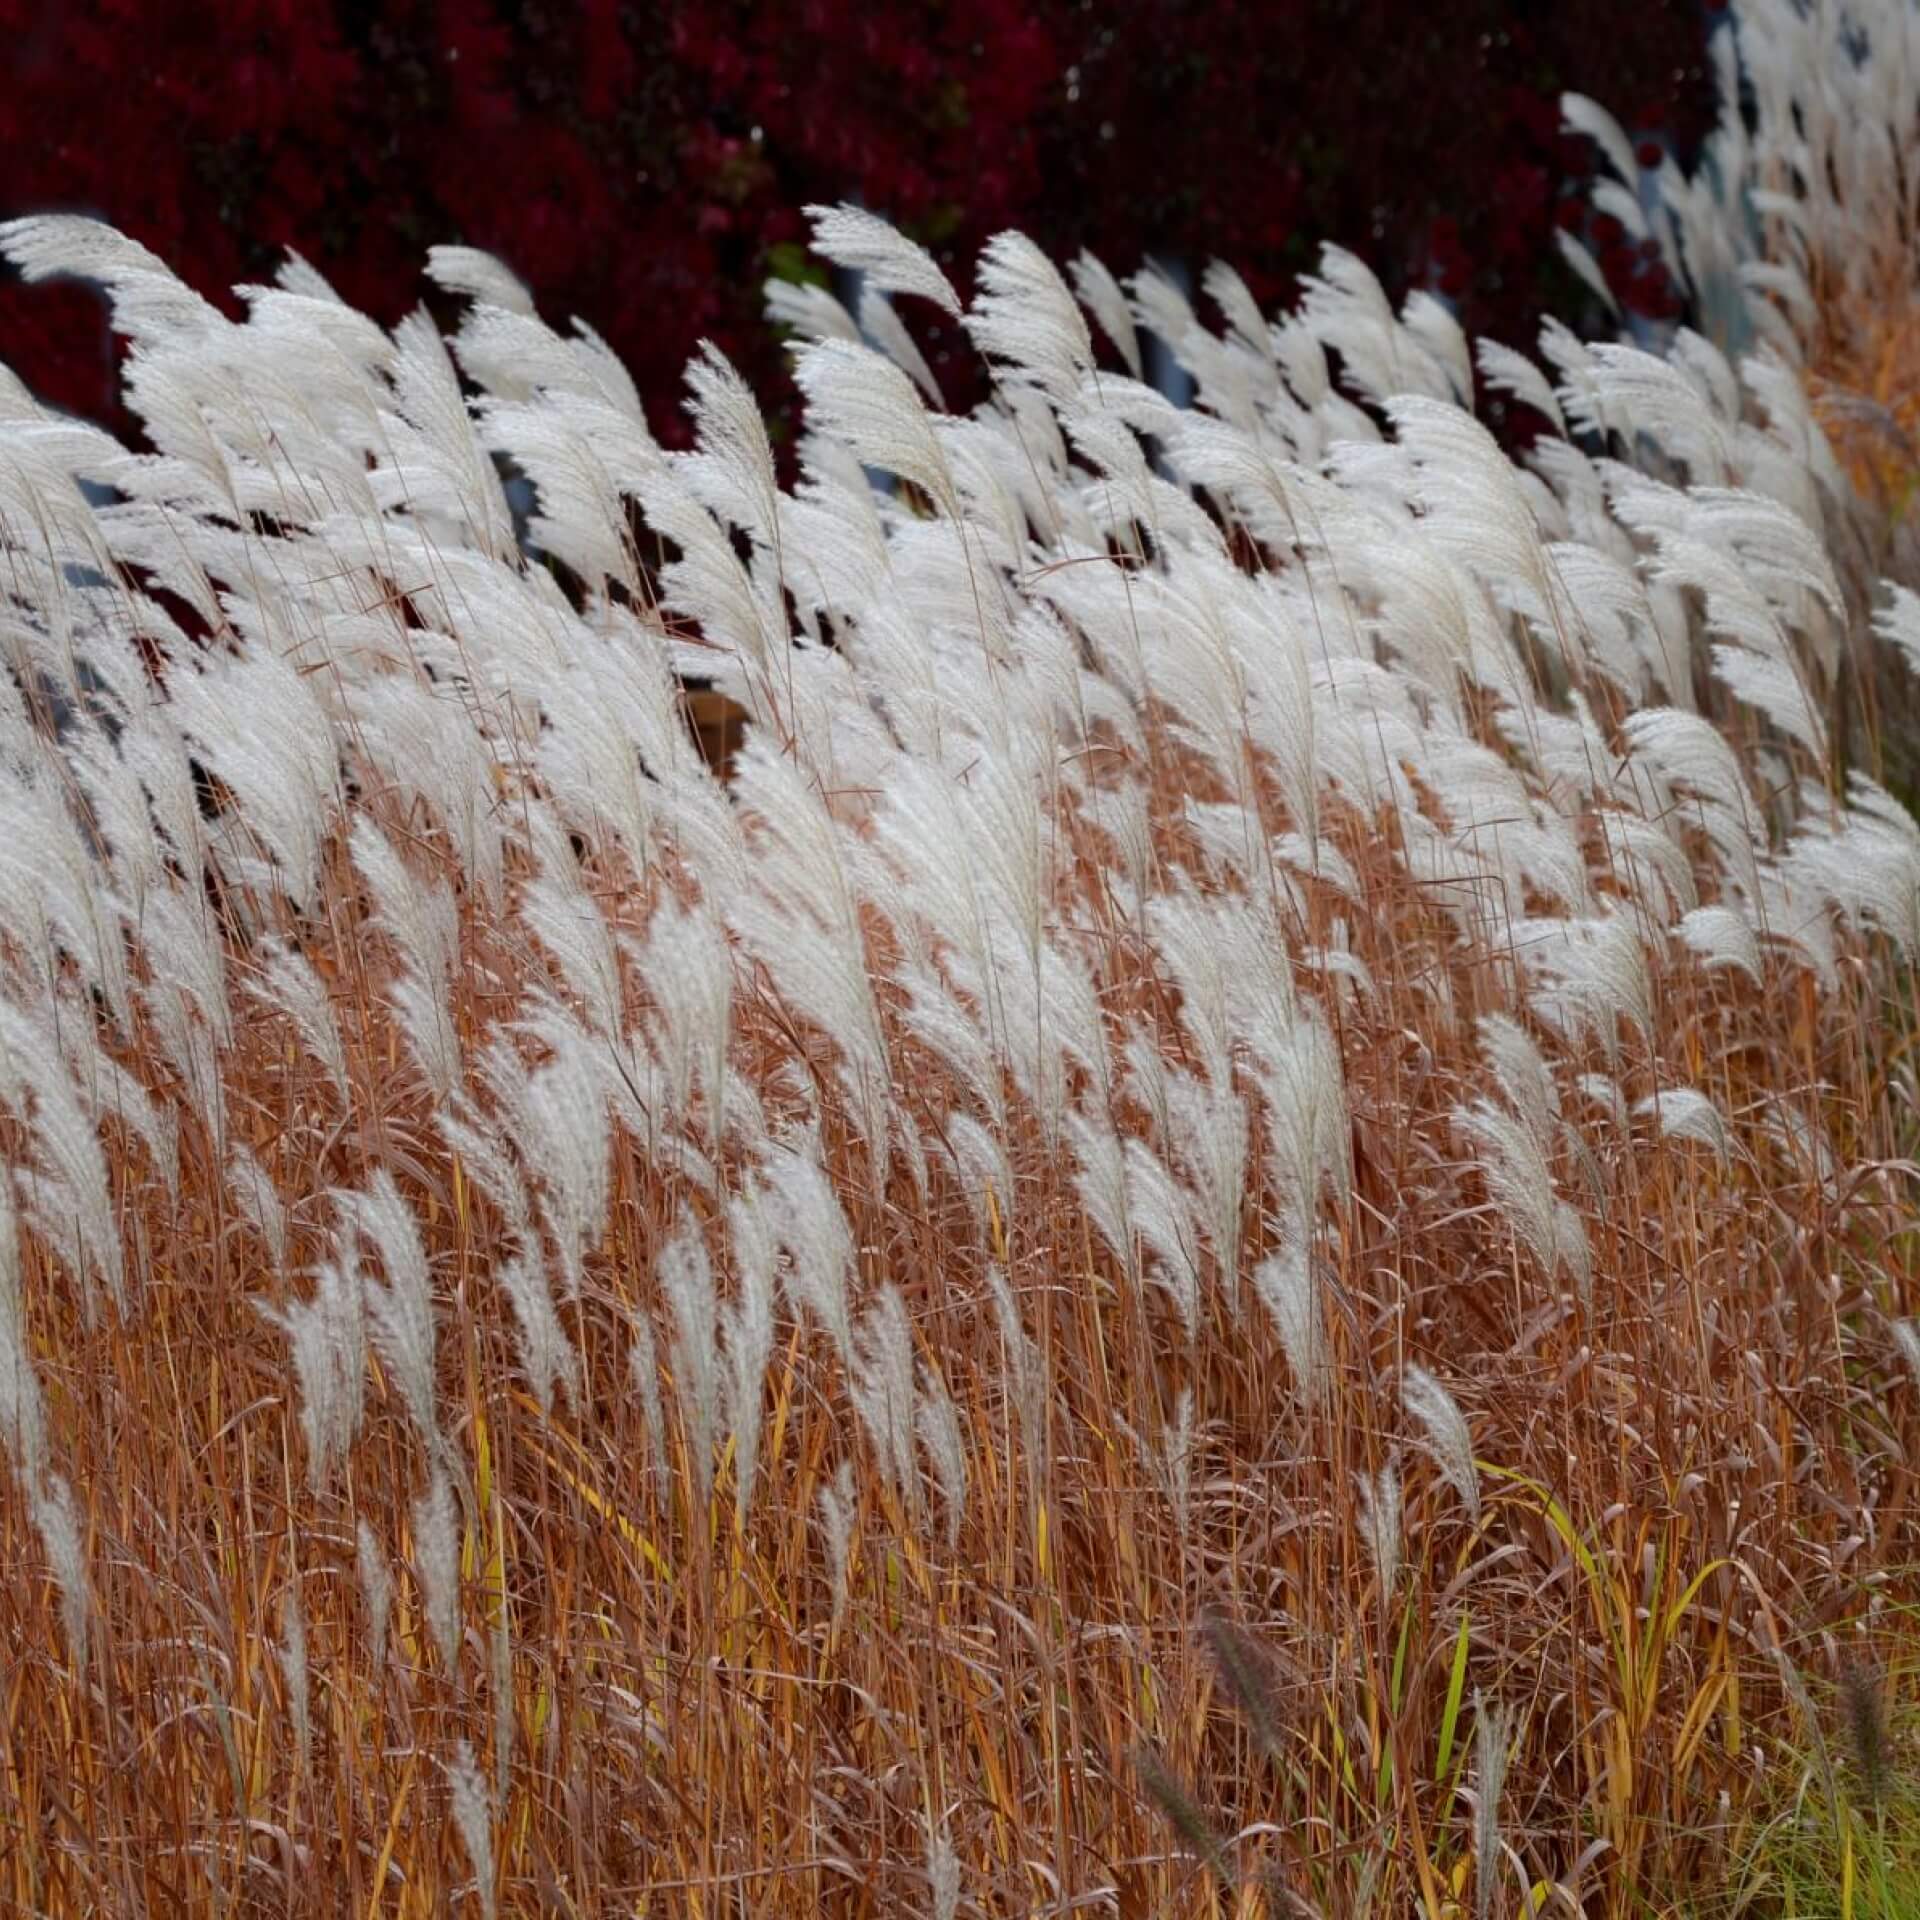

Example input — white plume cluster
[3,1,1920,1895]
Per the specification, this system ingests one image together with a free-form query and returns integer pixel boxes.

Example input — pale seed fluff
[33,1473,88,1670]
[447,1739,497,1920]
[819,1459,857,1628]
[763,1143,856,1366]
[345,1170,441,1455]
[659,1224,719,1505]
[627,1311,668,1483]
[1254,1238,1327,1402]
[412,1465,462,1674]
[804,201,962,318]
[987,1264,1046,1474]
[1892,1319,1920,1395]
[279,1581,311,1774]
[1355,1462,1402,1597]
[0,1177,49,1483]
[927,1814,961,1920]
[916,1366,969,1553]
[1401,1364,1481,1524]
[357,1516,392,1670]
[723,1187,778,1524]
[497,1244,578,1422]
[1475,1693,1514,1920]
[1634,1087,1731,1163]
[852,1286,922,1526]
[261,1255,366,1488]
[490,1593,512,1803]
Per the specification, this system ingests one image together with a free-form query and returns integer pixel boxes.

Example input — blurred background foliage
[0,0,1718,444]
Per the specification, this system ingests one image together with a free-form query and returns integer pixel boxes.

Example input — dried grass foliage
[3,10,1920,1916]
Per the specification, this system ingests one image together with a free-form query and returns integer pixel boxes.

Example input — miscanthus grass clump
[4,6,1920,1912]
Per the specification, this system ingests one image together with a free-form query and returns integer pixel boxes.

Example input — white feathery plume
[343,1170,441,1455]
[1561,92,1642,189]
[518,827,629,1045]
[226,1141,290,1274]
[1069,1103,1133,1281]
[1635,1087,1731,1162]
[1401,289,1473,404]
[59,1010,177,1201]
[0,214,223,349]
[627,1311,668,1483]
[902,969,1004,1135]
[724,1187,779,1524]
[412,1464,462,1673]
[660,1223,719,1506]
[1402,1366,1481,1524]
[765,274,861,347]
[1474,1694,1514,1920]
[1514,913,1654,1053]
[1477,1014,1560,1155]
[436,1101,532,1245]
[682,338,783,552]
[279,1581,311,1773]
[447,1740,498,1920]
[852,1285,922,1526]
[792,337,958,512]
[0,1179,48,1485]
[0,992,125,1321]
[377,307,518,557]
[1476,338,1566,434]
[1204,258,1274,364]
[167,648,339,907]
[1384,395,1553,614]
[1589,810,1697,921]
[1124,1138,1202,1339]
[247,939,351,1103]
[916,1365,968,1553]
[762,1142,857,1366]
[1163,1065,1248,1296]
[1874,584,1920,683]
[426,243,534,314]
[1455,1099,1566,1284]
[1297,244,1404,407]
[804,202,962,317]
[350,818,461,1104]
[497,1003,613,1304]
[1710,643,1827,761]
[967,230,1096,406]
[819,1459,857,1628]
[357,1517,392,1668]
[1254,1236,1327,1402]
[859,286,943,405]
[1888,1319,1920,1397]
[33,1473,89,1671]
[341,673,509,909]
[927,1815,961,1920]
[1355,1462,1402,1596]
[1069,249,1144,377]
[136,913,232,1164]
[0,768,136,1032]
[942,1109,1014,1246]
[987,1265,1046,1475]
[1253,1006,1352,1231]
[635,894,734,1142]
[497,1244,578,1421]
[261,1254,366,1488]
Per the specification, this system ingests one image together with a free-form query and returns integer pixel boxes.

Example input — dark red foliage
[0,0,1715,446]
